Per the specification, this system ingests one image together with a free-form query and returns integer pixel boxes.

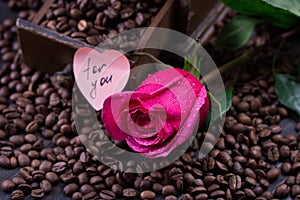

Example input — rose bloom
[102,68,209,158]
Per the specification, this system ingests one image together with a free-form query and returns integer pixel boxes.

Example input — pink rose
[102,68,209,158]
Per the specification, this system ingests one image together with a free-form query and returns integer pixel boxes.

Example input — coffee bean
[14,118,26,129]
[1,146,13,156]
[46,172,59,184]
[162,185,177,196]
[64,183,79,196]
[9,135,24,146]
[99,190,116,199]
[274,184,290,198]
[266,167,281,181]
[31,159,40,169]
[139,190,156,199]
[267,146,280,162]
[123,188,137,197]
[0,155,10,168]
[229,175,242,190]
[18,154,30,167]
[31,188,45,198]
[10,189,25,200]
[0,129,6,139]
[37,160,51,173]
[18,183,31,195]
[282,162,292,174]
[52,161,67,173]
[45,112,57,128]
[1,179,15,192]
[77,19,88,31]
[55,136,69,147]
[72,192,83,200]
[285,176,295,185]
[12,177,26,186]
[80,184,95,195]
[82,191,98,200]
[292,185,300,197]
[41,129,54,139]
[0,115,8,129]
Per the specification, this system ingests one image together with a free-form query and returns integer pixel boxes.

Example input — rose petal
[142,86,208,158]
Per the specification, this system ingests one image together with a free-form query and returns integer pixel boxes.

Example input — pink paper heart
[73,47,130,110]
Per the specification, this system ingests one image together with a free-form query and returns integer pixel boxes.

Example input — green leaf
[218,87,233,116]
[220,0,299,28]
[275,74,300,116]
[215,16,259,50]
[183,42,202,79]
[204,88,233,128]
[261,0,300,17]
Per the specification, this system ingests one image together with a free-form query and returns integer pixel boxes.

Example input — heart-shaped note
[73,47,130,110]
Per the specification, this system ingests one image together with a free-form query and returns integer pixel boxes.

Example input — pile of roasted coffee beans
[38,0,166,46]
[6,0,41,11]
[1,1,300,200]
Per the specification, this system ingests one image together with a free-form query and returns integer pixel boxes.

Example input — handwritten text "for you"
[82,57,113,99]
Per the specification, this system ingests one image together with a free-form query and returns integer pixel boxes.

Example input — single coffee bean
[285,176,295,185]
[0,129,6,139]
[41,129,54,139]
[28,150,40,159]
[13,116,26,130]
[229,175,242,190]
[244,188,256,198]
[18,154,31,167]
[267,146,280,162]
[64,183,79,196]
[292,185,300,197]
[45,112,57,128]
[1,179,15,192]
[274,184,290,198]
[1,146,13,156]
[60,169,77,183]
[12,177,26,185]
[280,145,291,159]
[77,19,88,31]
[123,188,137,197]
[39,160,52,172]
[18,183,32,195]
[82,191,98,200]
[24,133,38,143]
[9,135,24,146]
[31,159,40,169]
[31,188,44,198]
[0,155,10,168]
[70,8,82,19]
[72,192,83,200]
[46,172,59,184]
[80,184,95,195]
[10,189,25,200]
[25,121,39,133]
[139,179,151,191]
[195,193,208,200]
[78,172,89,186]
[100,190,116,199]
[210,190,226,198]
[162,185,178,196]
[282,162,292,174]
[152,183,163,194]
[266,167,281,181]
[52,161,67,173]
[244,168,256,179]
